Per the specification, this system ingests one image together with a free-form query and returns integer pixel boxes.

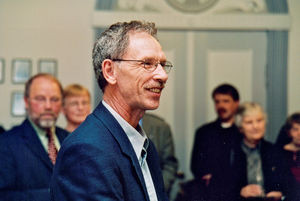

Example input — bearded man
[0,73,68,201]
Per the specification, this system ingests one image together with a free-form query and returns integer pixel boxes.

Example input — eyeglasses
[112,59,173,74]
[67,100,90,108]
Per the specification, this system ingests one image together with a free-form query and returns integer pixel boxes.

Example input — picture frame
[0,58,4,83]
[12,59,32,84]
[11,91,26,117]
[38,59,57,77]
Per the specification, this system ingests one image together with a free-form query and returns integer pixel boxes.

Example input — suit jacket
[50,102,169,201]
[0,119,68,201]
[190,119,242,201]
[0,125,5,134]
[191,119,241,177]
[231,139,298,201]
[142,113,178,194]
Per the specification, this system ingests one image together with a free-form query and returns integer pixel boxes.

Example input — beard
[38,118,55,129]
[33,112,57,129]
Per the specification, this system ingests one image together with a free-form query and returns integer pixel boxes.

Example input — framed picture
[11,91,26,117]
[0,58,4,83]
[12,59,32,84]
[38,59,57,77]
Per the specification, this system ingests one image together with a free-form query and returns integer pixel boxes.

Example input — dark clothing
[0,126,5,134]
[231,140,298,201]
[0,119,68,201]
[275,125,291,149]
[282,149,300,186]
[191,119,242,201]
[50,102,168,201]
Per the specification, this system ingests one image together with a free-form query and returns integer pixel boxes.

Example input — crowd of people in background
[177,84,300,201]
[0,20,299,201]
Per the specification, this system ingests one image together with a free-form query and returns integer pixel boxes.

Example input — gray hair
[92,20,158,92]
[235,102,267,128]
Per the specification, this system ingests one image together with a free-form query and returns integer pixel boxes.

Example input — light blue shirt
[28,118,61,152]
[102,101,158,201]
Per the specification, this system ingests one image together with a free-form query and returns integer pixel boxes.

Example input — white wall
[0,0,94,129]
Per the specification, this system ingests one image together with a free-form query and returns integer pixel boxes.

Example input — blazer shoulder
[195,120,219,134]
[144,113,165,121]
[55,126,69,136]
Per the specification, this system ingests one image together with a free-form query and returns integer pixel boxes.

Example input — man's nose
[45,99,52,108]
[153,64,168,82]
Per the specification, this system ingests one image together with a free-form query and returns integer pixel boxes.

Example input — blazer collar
[93,102,151,201]
[21,119,54,169]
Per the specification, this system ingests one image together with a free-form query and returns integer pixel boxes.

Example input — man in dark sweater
[191,83,241,201]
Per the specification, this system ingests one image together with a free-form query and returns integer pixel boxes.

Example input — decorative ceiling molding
[92,11,291,31]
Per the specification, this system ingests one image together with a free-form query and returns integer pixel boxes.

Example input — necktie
[141,139,149,166]
[46,129,58,164]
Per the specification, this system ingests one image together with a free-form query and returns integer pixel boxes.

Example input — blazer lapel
[55,127,68,143]
[93,103,150,201]
[21,119,53,169]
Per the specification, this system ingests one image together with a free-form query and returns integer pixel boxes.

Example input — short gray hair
[92,20,158,92]
[235,102,267,128]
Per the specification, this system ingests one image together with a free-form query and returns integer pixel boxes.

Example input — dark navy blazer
[50,102,168,201]
[0,119,68,201]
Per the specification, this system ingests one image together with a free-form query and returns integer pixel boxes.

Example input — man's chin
[145,102,160,110]
[38,119,56,129]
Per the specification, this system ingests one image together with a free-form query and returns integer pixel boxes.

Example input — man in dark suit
[50,20,173,201]
[0,73,68,201]
[141,113,178,195]
[190,83,241,201]
[0,125,5,134]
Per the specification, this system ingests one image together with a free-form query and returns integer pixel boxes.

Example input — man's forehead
[29,77,61,94]
[214,93,234,100]
[127,32,164,56]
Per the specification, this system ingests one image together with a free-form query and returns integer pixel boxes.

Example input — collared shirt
[28,118,61,152]
[102,100,158,201]
[241,141,264,189]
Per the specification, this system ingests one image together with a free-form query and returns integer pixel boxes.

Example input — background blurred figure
[275,124,292,149]
[279,113,300,187]
[233,102,296,201]
[140,113,178,195]
[62,84,91,132]
[0,73,68,201]
[190,83,241,201]
[0,125,5,134]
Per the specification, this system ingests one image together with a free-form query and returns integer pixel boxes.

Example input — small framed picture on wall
[12,59,32,84]
[38,59,57,77]
[11,91,26,117]
[0,58,4,83]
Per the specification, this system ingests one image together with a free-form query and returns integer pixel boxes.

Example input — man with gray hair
[50,20,173,201]
[0,73,68,201]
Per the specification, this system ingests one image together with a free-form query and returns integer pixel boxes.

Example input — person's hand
[201,174,212,186]
[240,184,264,198]
[266,191,283,201]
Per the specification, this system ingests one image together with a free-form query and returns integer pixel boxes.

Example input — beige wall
[0,0,94,129]
[0,0,299,131]
[288,0,300,115]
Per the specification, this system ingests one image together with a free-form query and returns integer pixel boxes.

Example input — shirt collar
[28,118,55,137]
[241,140,261,154]
[102,100,148,161]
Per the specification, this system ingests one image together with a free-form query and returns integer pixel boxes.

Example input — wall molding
[93,11,291,31]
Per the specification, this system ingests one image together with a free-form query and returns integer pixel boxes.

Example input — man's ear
[24,96,29,110]
[102,59,117,85]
